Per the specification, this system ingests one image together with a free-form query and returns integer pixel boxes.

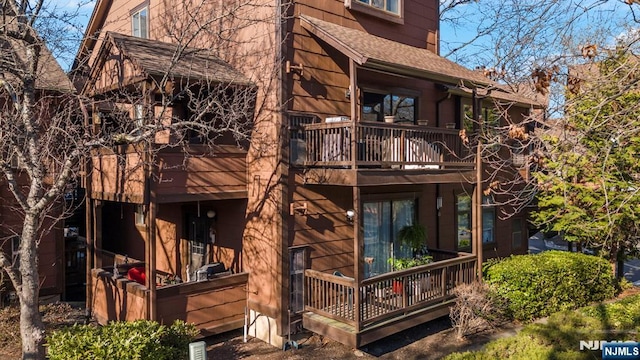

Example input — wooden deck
[302,251,476,347]
[299,121,473,169]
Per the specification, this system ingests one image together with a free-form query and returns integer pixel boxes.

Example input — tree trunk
[19,292,45,360]
[18,214,45,360]
[616,246,625,280]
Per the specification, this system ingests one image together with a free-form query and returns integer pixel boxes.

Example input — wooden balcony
[302,251,477,348]
[89,144,247,203]
[293,121,475,186]
[90,263,248,336]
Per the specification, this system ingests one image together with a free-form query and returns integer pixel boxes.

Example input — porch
[292,120,475,186]
[90,253,248,335]
[302,250,476,348]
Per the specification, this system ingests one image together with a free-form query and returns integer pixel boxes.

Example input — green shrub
[484,251,615,321]
[443,294,640,360]
[46,320,198,360]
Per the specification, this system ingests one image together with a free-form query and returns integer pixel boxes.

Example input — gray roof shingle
[106,32,253,87]
[300,15,543,107]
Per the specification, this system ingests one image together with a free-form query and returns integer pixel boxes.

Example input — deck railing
[299,121,472,168]
[304,252,477,329]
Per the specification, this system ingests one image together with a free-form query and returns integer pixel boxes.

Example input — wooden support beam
[349,59,358,170]
[353,186,362,331]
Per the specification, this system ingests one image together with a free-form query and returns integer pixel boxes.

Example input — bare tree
[437,0,640,219]
[0,0,282,357]
[440,0,640,273]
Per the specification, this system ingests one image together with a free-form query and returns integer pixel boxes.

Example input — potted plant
[396,223,427,255]
[389,223,432,294]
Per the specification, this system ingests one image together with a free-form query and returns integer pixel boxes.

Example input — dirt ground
[0,303,504,360]
[0,301,88,360]
[0,303,513,360]
[204,316,518,360]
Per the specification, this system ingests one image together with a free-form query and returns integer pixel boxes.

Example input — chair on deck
[333,271,354,311]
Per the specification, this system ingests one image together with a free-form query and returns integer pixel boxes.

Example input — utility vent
[189,341,207,360]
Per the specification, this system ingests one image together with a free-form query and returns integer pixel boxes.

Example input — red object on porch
[393,280,403,294]
[127,267,146,285]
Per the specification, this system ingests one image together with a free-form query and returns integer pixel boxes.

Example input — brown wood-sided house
[73,0,543,348]
[0,10,82,305]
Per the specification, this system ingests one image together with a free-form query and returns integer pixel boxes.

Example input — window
[11,236,19,267]
[457,194,496,247]
[135,204,145,226]
[461,99,500,138]
[482,195,496,244]
[512,218,523,249]
[289,246,308,313]
[357,0,399,13]
[131,7,148,38]
[133,104,144,134]
[456,194,471,250]
[363,198,416,278]
[186,214,212,281]
[362,91,416,123]
[347,0,403,23]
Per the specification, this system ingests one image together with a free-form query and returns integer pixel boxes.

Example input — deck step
[302,299,455,348]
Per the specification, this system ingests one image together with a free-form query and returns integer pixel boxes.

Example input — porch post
[352,186,362,331]
[349,58,358,170]
[144,81,157,321]
[147,199,157,320]
[472,90,483,280]
[85,198,93,312]
[473,144,483,280]
[94,200,103,268]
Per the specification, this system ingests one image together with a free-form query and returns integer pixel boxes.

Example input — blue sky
[46,0,639,76]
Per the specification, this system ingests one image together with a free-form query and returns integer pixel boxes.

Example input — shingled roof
[300,15,544,107]
[0,15,74,92]
[102,32,253,87]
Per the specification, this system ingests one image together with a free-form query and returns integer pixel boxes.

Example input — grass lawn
[444,290,640,360]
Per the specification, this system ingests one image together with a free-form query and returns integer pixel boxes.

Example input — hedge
[484,251,615,322]
[46,320,199,360]
[444,293,640,360]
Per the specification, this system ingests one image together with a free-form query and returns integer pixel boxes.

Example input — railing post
[402,276,408,309]
[441,267,447,296]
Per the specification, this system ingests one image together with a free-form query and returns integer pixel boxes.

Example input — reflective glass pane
[386,0,399,13]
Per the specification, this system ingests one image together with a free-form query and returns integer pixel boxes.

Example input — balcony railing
[295,121,472,169]
[304,251,477,329]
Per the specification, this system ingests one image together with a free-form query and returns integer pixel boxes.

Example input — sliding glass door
[363,199,416,278]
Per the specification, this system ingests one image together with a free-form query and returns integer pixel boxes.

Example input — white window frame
[345,0,403,24]
[11,236,20,267]
[131,6,148,38]
[482,195,496,245]
[134,104,144,134]
[135,204,146,226]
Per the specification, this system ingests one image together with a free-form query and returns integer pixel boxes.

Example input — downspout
[275,0,290,337]
[472,89,483,280]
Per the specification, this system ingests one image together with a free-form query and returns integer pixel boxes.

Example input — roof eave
[299,16,368,65]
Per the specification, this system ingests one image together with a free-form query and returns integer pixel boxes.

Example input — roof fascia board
[299,17,368,65]
[73,0,112,70]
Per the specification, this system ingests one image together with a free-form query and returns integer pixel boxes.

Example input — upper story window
[482,195,496,244]
[357,0,399,14]
[461,99,501,144]
[133,104,144,134]
[456,194,471,250]
[131,6,148,38]
[345,0,403,24]
[362,90,417,123]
